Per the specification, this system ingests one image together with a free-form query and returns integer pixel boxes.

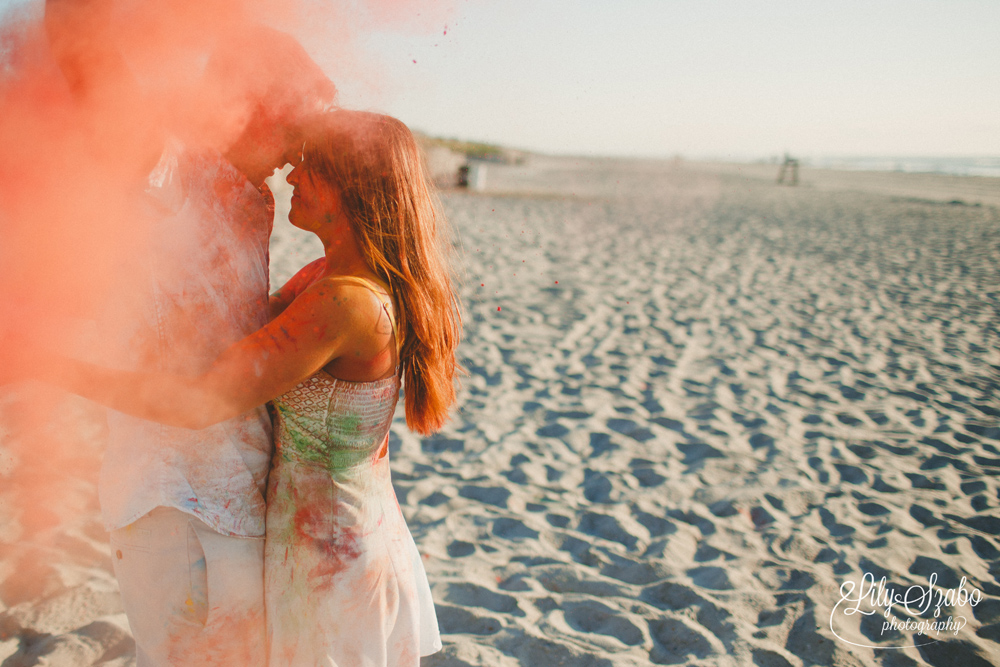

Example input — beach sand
[2,156,999,665]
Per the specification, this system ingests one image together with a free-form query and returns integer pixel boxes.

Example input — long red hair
[302,111,461,434]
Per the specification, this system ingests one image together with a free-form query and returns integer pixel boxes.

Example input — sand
[2,156,999,666]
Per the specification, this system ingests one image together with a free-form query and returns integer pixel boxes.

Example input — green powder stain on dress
[276,404,367,472]
[328,412,362,435]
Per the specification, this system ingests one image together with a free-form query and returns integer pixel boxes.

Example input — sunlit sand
[2,156,999,665]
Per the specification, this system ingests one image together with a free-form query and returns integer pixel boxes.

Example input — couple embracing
[94,110,453,667]
[5,3,458,665]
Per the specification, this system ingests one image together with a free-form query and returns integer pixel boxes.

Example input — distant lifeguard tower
[776,153,799,186]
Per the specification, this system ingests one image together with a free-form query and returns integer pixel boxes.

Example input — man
[44,1,335,663]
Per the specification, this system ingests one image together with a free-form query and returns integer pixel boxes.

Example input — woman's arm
[268,257,326,321]
[29,278,387,429]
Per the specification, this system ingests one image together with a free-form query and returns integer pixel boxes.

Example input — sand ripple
[400,159,1000,666]
[2,158,999,666]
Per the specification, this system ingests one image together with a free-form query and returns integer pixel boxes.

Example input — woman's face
[286,156,344,233]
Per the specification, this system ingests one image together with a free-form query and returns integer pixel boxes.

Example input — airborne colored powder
[0,0,458,334]
[0,0,456,537]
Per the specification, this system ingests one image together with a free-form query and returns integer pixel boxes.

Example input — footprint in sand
[578,512,638,550]
[441,583,524,617]
[434,604,502,636]
[648,617,715,665]
[562,600,644,646]
[492,517,539,540]
[458,485,511,508]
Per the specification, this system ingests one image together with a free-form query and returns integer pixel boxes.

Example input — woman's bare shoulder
[301,275,395,360]
[306,275,392,324]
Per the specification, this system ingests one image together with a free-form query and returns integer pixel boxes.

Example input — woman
[6,110,458,665]
[260,110,455,665]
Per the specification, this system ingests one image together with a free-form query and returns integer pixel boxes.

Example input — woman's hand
[268,257,326,321]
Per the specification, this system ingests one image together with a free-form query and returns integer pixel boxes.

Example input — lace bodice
[271,370,400,473]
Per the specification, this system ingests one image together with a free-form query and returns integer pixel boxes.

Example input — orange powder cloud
[0,0,455,538]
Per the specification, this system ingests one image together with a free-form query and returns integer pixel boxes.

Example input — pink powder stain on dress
[306,528,364,590]
[289,483,364,591]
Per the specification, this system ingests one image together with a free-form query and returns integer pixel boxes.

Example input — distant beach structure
[776,153,799,185]
[415,132,524,189]
[422,145,467,187]
[458,161,487,191]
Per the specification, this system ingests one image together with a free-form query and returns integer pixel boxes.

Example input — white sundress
[264,279,441,666]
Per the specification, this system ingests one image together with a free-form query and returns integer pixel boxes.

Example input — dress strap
[322,276,401,361]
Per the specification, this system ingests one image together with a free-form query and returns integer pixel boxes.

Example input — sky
[4,0,1000,160]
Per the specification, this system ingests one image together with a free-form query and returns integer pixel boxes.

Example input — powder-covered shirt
[98,139,274,537]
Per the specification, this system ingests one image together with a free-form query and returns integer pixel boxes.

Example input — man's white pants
[110,507,266,666]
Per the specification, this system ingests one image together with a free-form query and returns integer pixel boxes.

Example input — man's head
[202,24,337,186]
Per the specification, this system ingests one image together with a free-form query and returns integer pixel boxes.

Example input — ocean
[808,155,1000,178]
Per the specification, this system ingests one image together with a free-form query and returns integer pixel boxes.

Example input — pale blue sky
[5,0,999,159]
